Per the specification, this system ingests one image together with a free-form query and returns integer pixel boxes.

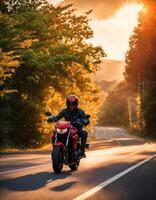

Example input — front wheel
[69,160,80,171]
[52,146,64,173]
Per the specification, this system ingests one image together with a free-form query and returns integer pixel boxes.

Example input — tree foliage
[0,0,105,147]
[98,81,129,127]
[124,0,156,137]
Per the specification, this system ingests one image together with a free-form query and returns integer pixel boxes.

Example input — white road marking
[74,154,156,200]
[0,163,49,175]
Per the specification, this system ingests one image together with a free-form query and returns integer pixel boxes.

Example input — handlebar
[46,113,90,126]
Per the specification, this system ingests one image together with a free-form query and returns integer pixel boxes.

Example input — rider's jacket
[48,108,89,129]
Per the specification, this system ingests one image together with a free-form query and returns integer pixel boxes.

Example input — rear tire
[52,146,64,173]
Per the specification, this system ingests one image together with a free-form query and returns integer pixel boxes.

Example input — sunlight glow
[49,1,143,61]
[90,3,143,61]
[49,0,62,5]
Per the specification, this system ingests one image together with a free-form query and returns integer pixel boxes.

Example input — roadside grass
[0,143,52,153]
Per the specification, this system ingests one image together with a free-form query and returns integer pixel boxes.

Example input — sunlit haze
[50,1,143,61]
[90,4,143,61]
[49,0,62,5]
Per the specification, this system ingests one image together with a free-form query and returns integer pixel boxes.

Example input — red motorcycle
[46,112,90,173]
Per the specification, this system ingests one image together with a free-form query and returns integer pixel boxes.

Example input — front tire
[52,146,64,173]
[69,160,80,171]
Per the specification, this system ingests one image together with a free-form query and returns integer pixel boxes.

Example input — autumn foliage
[125,0,156,137]
[0,0,105,147]
[97,1,156,138]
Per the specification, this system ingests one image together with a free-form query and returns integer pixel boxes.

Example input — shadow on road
[0,151,155,200]
[0,170,73,191]
[50,181,77,191]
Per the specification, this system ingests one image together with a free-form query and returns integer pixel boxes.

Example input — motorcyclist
[48,94,89,158]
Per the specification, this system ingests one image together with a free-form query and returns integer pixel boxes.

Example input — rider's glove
[83,118,89,126]
[47,116,57,123]
[80,118,89,126]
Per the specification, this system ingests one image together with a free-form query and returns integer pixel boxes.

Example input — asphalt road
[0,127,155,200]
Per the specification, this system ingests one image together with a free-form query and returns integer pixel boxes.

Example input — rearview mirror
[85,143,89,149]
[45,112,52,116]
[85,114,90,118]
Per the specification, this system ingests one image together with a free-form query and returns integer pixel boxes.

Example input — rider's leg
[51,131,56,145]
[78,130,88,157]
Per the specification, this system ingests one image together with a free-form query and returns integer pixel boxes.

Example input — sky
[49,0,143,61]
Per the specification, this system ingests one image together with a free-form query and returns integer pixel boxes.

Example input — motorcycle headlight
[57,128,68,134]
[56,128,61,133]
[62,128,68,134]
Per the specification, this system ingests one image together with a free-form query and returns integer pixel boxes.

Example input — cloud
[60,0,142,19]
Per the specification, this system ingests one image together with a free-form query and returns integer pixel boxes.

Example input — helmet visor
[67,101,77,110]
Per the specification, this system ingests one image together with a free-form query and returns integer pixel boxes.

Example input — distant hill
[96,80,117,95]
[95,59,125,82]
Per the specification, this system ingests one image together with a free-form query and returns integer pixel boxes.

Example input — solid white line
[0,163,49,175]
[73,154,156,200]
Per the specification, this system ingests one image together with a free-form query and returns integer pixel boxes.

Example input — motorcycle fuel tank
[56,121,71,129]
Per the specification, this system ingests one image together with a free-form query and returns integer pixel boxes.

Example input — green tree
[0,11,21,147]
[98,81,129,127]
[0,0,105,147]
[0,11,21,94]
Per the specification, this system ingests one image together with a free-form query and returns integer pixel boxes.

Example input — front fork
[51,130,71,164]
[51,130,70,146]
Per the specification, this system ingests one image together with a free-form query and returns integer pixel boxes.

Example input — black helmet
[66,95,78,111]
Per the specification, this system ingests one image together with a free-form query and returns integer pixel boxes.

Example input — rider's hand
[47,116,57,123]
[80,118,89,126]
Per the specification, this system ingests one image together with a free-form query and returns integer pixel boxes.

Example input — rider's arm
[79,110,90,126]
[82,118,89,126]
[47,109,66,122]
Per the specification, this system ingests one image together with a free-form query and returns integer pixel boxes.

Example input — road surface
[0,127,156,200]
